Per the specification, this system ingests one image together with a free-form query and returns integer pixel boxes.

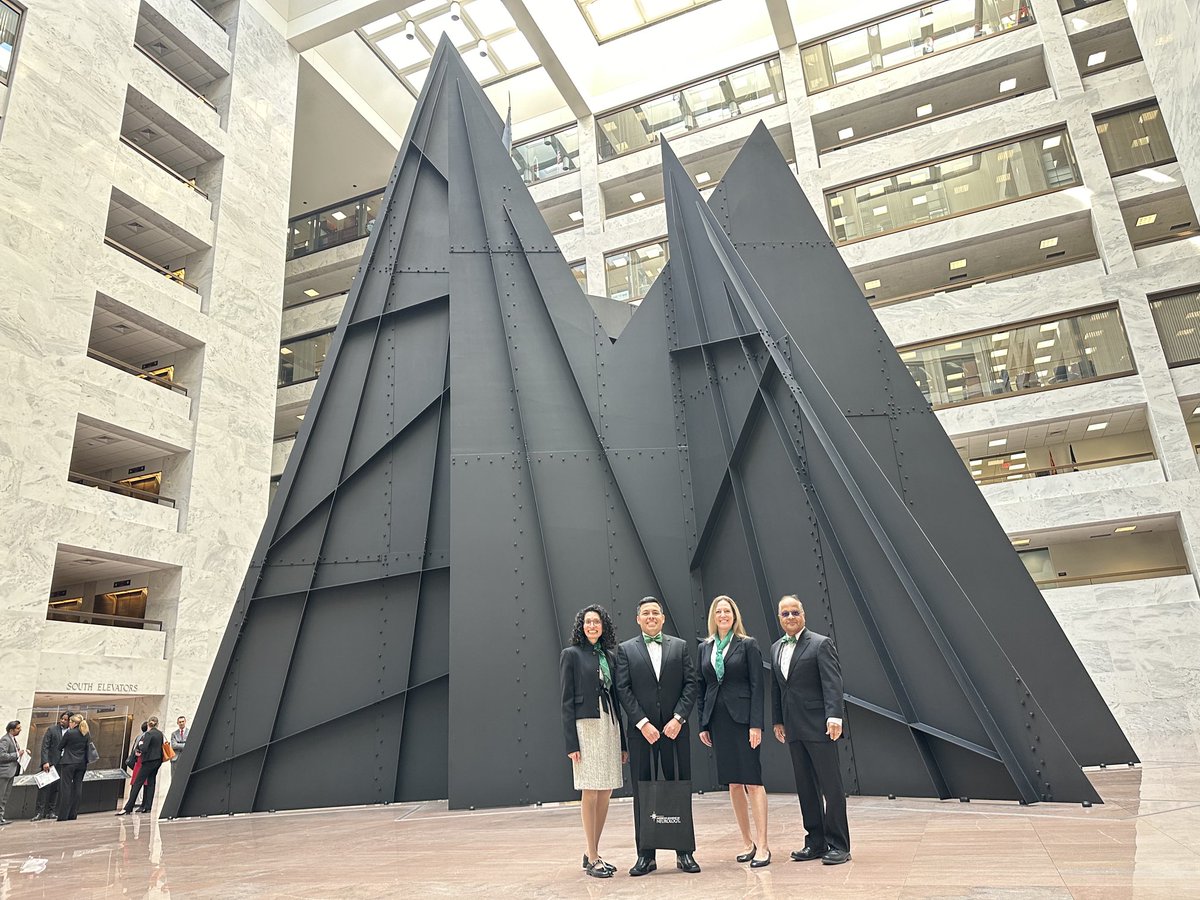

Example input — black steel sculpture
[164,39,1135,817]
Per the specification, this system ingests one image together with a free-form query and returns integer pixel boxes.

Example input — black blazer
[559,643,627,755]
[57,727,89,767]
[614,633,699,732]
[696,635,764,731]
[770,629,844,742]
[40,724,66,768]
[139,728,165,763]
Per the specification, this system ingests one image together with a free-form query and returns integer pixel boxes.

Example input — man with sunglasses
[770,594,850,865]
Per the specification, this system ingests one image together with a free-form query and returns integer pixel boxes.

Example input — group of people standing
[560,593,851,878]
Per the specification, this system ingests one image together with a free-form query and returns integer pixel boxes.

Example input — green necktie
[783,635,798,645]
[713,631,733,682]
[595,644,612,689]
[643,633,662,645]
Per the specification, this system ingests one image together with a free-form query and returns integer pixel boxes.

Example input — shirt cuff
[636,718,649,729]
[827,718,842,727]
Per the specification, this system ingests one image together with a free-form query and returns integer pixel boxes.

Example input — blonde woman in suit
[697,595,770,866]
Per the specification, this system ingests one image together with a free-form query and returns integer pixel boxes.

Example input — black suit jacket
[559,643,627,755]
[57,727,89,767]
[614,633,698,732]
[139,728,165,763]
[770,629,844,742]
[696,635,764,731]
[40,724,66,768]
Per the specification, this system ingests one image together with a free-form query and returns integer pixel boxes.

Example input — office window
[1150,289,1200,367]
[899,306,1133,409]
[288,190,383,260]
[576,0,718,42]
[1095,103,1176,176]
[570,260,587,292]
[279,328,335,387]
[825,128,1080,243]
[605,240,668,304]
[0,1,22,85]
[511,125,580,185]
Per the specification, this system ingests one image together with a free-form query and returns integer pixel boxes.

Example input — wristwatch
[673,713,685,724]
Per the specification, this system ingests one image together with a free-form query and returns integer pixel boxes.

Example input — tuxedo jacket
[695,635,764,731]
[770,629,844,742]
[559,643,627,755]
[40,724,67,768]
[614,633,699,732]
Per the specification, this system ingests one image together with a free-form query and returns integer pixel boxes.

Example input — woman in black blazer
[697,595,770,866]
[56,714,90,821]
[560,604,627,878]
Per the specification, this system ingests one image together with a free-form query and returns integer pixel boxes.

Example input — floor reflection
[0,763,1197,897]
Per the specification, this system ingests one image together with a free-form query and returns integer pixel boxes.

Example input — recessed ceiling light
[695,171,710,183]
[991,348,1008,358]
[1138,109,1159,124]
[1040,237,1059,249]
[1113,524,1136,533]
[989,438,1007,446]
[109,323,133,334]
[280,347,293,355]
[1010,452,1027,460]
[1042,135,1061,150]
[331,211,347,221]
[1136,213,1157,227]
[303,288,319,298]
[1072,17,1089,31]
[568,210,584,222]
[1011,538,1031,546]
[992,332,1010,341]
[999,78,1017,92]
[944,341,963,350]
[1036,339,1055,349]
[1040,322,1058,332]
[949,258,967,270]
[872,205,888,216]
[912,195,928,206]
[629,191,646,203]
[296,413,305,420]
[1087,421,1108,431]
[969,459,982,466]
[838,127,855,140]
[864,279,881,290]
[916,104,933,117]
[1087,50,1107,67]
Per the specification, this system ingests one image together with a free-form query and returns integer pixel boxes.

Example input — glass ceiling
[575,0,720,42]
[360,0,540,97]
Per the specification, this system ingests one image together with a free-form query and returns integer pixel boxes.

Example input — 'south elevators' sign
[64,681,140,693]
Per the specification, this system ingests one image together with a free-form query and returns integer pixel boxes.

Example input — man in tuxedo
[771,595,851,865]
[118,716,165,815]
[32,711,71,821]
[615,596,701,876]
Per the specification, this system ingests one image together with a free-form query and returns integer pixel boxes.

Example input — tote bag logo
[650,811,682,825]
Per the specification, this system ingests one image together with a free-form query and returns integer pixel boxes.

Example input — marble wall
[0,0,296,732]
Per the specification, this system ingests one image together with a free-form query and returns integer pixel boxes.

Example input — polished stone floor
[1,762,1199,898]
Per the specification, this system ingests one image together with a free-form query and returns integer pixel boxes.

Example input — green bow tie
[643,633,663,645]
[783,635,798,645]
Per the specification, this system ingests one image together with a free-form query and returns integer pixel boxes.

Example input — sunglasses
[778,610,803,618]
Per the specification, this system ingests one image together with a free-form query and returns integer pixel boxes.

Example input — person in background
[123,721,149,812]
[169,716,188,763]
[56,714,90,822]
[560,604,627,878]
[32,711,71,821]
[118,716,163,815]
[0,720,30,826]
[696,595,770,866]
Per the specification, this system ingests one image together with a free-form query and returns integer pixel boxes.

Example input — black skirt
[710,698,762,786]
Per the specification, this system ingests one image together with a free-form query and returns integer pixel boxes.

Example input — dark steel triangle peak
[164,47,1133,819]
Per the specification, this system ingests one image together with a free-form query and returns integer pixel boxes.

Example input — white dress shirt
[645,636,662,680]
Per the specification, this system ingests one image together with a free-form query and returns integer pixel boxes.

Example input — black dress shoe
[822,848,851,865]
[736,842,757,863]
[583,855,615,873]
[585,860,613,878]
[791,845,828,862]
[676,852,701,873]
[750,850,772,868]
[30,814,43,822]
[629,856,657,876]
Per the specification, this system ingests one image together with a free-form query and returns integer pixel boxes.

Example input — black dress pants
[788,738,850,853]
[125,759,162,812]
[34,772,60,817]
[628,727,693,857]
[56,764,86,820]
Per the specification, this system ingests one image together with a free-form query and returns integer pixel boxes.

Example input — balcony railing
[47,609,164,631]
[68,471,177,508]
[86,348,189,395]
[800,0,1035,93]
[103,236,200,293]
[189,0,226,31]
[134,42,218,112]
[288,188,383,260]
[971,451,1156,486]
[1037,565,1189,589]
[119,135,209,198]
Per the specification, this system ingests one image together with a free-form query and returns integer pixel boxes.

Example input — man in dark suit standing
[118,716,165,815]
[771,594,851,865]
[615,596,701,876]
[32,711,71,821]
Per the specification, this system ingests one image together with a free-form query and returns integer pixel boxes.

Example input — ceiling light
[992,332,1010,341]
[838,127,855,140]
[872,205,887,216]
[137,126,157,140]
[331,210,347,221]
[1006,474,1025,481]
[568,210,583,222]
[1040,237,1059,249]
[944,341,963,350]
[991,348,1008,358]
[1087,50,1107,67]
[969,459,982,466]
[1010,452,1027,460]
[1042,135,1062,150]
[404,19,416,40]
[449,1,462,21]
[1135,213,1157,226]
[953,184,970,194]
[989,438,1007,447]
[280,347,293,355]
[1113,524,1136,533]
[1072,17,1089,31]
[1040,322,1058,332]
[999,78,1017,92]
[629,191,646,203]
[1086,421,1108,431]
[1130,135,1150,148]
[949,258,966,270]
[695,171,710,183]
[1011,538,1031,546]
[478,39,489,58]
[1036,339,1055,349]
[1192,406,1200,416]
[864,279,881,290]
[296,414,305,421]
[127,221,143,231]
[1034,355,1052,364]
[109,323,133,335]
[912,195,928,206]
[303,288,320,298]
[1009,463,1026,471]
[916,104,933,117]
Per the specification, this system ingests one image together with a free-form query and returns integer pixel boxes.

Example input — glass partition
[0,0,22,85]
[511,125,580,185]
[605,240,669,304]
[279,328,334,387]
[800,0,1035,92]
[1150,289,1200,367]
[899,306,1134,408]
[289,190,384,260]
[1095,102,1176,176]
[596,57,784,161]
[570,260,587,292]
[826,128,1080,243]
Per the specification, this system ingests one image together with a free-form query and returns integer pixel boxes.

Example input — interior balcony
[103,188,212,301]
[134,0,230,119]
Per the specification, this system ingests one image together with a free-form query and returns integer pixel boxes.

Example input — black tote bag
[637,759,696,852]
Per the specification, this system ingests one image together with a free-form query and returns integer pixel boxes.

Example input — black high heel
[736,843,757,863]
[750,849,772,868]
[583,854,615,873]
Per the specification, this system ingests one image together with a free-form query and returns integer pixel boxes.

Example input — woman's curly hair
[570,604,616,652]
